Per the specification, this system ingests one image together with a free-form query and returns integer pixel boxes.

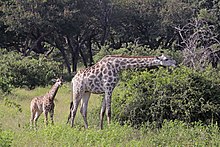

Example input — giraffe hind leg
[33,111,41,128]
[71,94,82,127]
[100,91,112,129]
[80,92,91,129]
[66,101,73,124]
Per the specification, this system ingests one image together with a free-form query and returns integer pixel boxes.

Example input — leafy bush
[112,66,220,127]
[0,127,13,147]
[4,98,22,113]
[0,50,62,91]
[0,74,12,93]
[93,44,180,63]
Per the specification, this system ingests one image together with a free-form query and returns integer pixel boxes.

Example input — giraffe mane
[106,55,156,59]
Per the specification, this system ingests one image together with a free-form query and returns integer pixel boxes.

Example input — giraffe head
[157,54,176,67]
[53,77,63,87]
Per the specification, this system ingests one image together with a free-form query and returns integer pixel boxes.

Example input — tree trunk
[101,25,108,46]
[99,1,112,46]
[72,45,79,72]
[55,39,71,75]
[87,38,94,66]
[79,47,88,68]
[66,36,79,73]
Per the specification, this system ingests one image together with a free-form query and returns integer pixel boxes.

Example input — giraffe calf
[30,78,62,128]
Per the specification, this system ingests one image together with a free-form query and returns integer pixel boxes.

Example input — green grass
[1,83,220,146]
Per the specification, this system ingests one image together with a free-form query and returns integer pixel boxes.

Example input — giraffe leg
[33,111,41,128]
[71,93,82,127]
[66,101,73,124]
[100,98,106,130]
[44,111,49,126]
[30,110,35,128]
[50,112,54,125]
[50,109,54,125]
[106,99,112,126]
[105,91,112,126]
[80,92,91,129]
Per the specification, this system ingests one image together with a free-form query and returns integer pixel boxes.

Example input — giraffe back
[30,94,55,113]
[72,59,119,94]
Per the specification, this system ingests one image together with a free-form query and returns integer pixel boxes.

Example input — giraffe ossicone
[68,54,176,129]
[30,77,63,128]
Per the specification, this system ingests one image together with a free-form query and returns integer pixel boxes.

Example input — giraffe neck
[110,56,160,71]
[48,83,60,100]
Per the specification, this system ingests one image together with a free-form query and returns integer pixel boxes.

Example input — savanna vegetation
[1,0,220,146]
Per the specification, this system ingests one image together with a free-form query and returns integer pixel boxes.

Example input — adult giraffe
[69,54,176,129]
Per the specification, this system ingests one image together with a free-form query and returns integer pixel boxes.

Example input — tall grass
[0,83,220,146]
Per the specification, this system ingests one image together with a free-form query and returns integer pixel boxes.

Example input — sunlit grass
[0,83,104,130]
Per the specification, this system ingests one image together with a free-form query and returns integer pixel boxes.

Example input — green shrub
[0,50,62,91]
[113,66,220,127]
[0,74,12,93]
[93,44,180,63]
[0,127,13,147]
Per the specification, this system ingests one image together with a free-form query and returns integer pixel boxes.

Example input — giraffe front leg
[50,109,54,125]
[44,111,49,126]
[106,97,112,126]
[50,103,55,125]
[105,91,112,127]
[100,98,106,130]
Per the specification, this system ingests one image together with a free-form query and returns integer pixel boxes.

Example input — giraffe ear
[60,76,64,83]
[51,79,56,82]
[158,54,166,60]
[160,53,165,57]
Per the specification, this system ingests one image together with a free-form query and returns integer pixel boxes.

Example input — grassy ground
[1,83,220,146]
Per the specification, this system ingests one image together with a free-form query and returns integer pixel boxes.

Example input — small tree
[175,18,220,69]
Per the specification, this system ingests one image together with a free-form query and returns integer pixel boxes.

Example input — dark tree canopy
[1,0,220,73]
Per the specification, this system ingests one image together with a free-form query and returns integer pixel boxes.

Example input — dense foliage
[113,67,220,127]
[0,128,13,147]
[0,50,62,92]
[93,44,180,62]
[1,0,220,72]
